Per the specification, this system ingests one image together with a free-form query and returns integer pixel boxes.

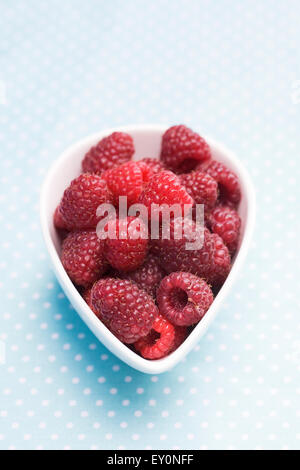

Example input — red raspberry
[179,171,218,212]
[82,132,134,174]
[61,230,107,287]
[134,315,186,359]
[82,287,98,314]
[172,325,188,351]
[136,158,166,183]
[83,286,92,304]
[198,160,241,206]
[57,174,112,230]
[54,206,67,230]
[157,272,214,326]
[138,170,194,219]
[208,205,241,255]
[160,125,211,173]
[91,278,158,343]
[205,234,231,286]
[116,254,165,298]
[53,206,70,241]
[102,161,145,206]
[105,217,148,272]
[151,218,214,278]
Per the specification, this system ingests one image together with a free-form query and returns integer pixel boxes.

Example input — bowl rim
[40,124,256,374]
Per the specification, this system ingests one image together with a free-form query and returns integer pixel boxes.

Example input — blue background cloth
[0,0,300,450]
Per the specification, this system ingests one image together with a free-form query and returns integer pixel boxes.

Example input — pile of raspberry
[54,125,241,360]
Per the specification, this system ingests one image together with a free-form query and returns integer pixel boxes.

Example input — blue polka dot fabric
[0,0,300,450]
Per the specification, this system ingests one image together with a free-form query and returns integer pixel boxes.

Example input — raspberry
[208,205,241,255]
[53,206,70,241]
[160,125,211,173]
[102,161,145,206]
[134,315,185,359]
[172,325,188,351]
[157,272,214,326]
[205,234,231,286]
[61,230,107,287]
[82,132,134,174]
[116,254,165,298]
[57,174,112,230]
[82,287,97,314]
[54,206,67,230]
[136,158,166,183]
[91,278,158,343]
[83,286,92,305]
[198,160,241,206]
[105,217,148,272]
[179,171,218,212]
[138,170,194,219]
[151,218,214,278]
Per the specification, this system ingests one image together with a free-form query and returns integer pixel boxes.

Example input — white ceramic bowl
[40,125,255,374]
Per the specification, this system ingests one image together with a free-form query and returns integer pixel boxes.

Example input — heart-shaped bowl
[40,124,255,374]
